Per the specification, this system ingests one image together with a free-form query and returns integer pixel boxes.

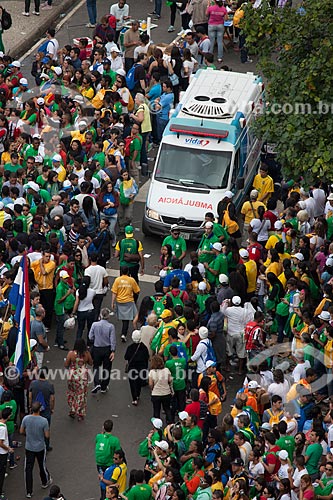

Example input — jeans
[55,314,65,346]
[25,0,40,12]
[125,57,134,73]
[208,24,224,60]
[77,309,95,339]
[155,0,162,16]
[86,0,97,24]
[103,214,118,245]
[92,346,112,390]
[151,394,173,424]
[276,314,288,343]
[239,33,248,63]
[8,434,14,467]
[0,453,7,494]
[156,116,168,143]
[25,448,50,495]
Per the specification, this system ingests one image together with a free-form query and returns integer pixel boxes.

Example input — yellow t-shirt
[111,462,127,493]
[253,174,274,200]
[244,259,257,293]
[31,260,56,289]
[70,130,87,144]
[80,86,95,100]
[241,200,266,224]
[265,233,282,250]
[265,261,283,277]
[55,165,67,183]
[111,275,140,303]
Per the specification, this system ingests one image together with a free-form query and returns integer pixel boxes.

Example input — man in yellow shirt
[265,220,284,250]
[253,164,274,203]
[31,250,56,330]
[239,248,257,299]
[51,154,67,183]
[156,309,178,354]
[240,189,266,246]
[111,266,140,342]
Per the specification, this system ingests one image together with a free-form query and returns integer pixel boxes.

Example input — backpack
[126,64,138,90]
[1,9,12,30]
[166,290,186,309]
[244,322,260,351]
[35,390,47,412]
[150,296,165,317]
[38,39,54,56]
[199,399,209,420]
[266,408,284,426]
[107,14,117,29]
[201,340,217,364]
[124,134,142,158]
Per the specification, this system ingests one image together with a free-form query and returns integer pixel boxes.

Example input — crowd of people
[0,0,329,499]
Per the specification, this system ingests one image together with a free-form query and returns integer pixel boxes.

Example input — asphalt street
[4,1,250,498]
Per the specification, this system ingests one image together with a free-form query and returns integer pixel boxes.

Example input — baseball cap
[178,411,189,421]
[326,258,333,267]
[248,380,260,389]
[206,360,216,368]
[51,66,62,76]
[239,248,249,259]
[318,310,331,321]
[103,58,111,64]
[224,190,233,199]
[52,154,62,162]
[250,189,258,199]
[116,68,126,77]
[155,441,169,451]
[24,181,40,192]
[73,95,84,104]
[198,282,207,291]
[6,204,14,212]
[291,252,304,261]
[125,225,134,237]
[62,180,72,189]
[32,133,41,139]
[199,326,209,339]
[205,221,213,228]
[274,220,283,230]
[232,296,241,306]
[219,274,229,285]
[111,47,120,53]
[10,60,21,68]
[78,120,87,127]
[41,57,50,64]
[170,224,179,232]
[212,242,222,252]
[278,450,289,460]
[260,422,272,430]
[160,309,172,319]
[328,193,333,201]
[30,339,38,349]
[151,418,163,429]
[59,270,70,279]
[37,97,45,106]
[19,78,28,86]
[231,458,244,466]
[34,155,43,163]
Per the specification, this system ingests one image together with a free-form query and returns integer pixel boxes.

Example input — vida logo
[185,137,210,147]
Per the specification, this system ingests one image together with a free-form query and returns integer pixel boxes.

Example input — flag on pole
[8,254,31,375]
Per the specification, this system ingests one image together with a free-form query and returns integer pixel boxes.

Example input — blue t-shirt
[159,92,174,120]
[163,269,191,290]
[100,464,120,491]
[148,83,162,103]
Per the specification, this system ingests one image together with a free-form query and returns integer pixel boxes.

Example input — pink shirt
[207,5,228,25]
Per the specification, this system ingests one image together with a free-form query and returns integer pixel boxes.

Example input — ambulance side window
[231,150,240,187]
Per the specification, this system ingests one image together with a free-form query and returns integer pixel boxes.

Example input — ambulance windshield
[154,143,232,189]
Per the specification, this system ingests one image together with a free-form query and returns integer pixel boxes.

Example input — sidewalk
[1,0,80,58]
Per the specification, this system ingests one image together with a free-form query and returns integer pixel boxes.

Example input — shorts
[226,333,246,359]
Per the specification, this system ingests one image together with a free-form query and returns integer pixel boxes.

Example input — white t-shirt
[327,424,333,447]
[110,2,129,30]
[0,422,8,454]
[79,175,100,193]
[281,417,298,437]
[110,56,124,72]
[181,58,196,78]
[47,38,59,61]
[239,441,252,467]
[292,360,311,383]
[184,262,205,278]
[250,218,271,242]
[84,265,108,294]
[312,188,326,217]
[268,380,290,403]
[291,468,308,500]
[248,461,264,483]
[277,463,289,487]
[76,288,96,312]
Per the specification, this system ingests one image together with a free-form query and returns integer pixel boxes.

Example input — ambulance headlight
[146,209,161,221]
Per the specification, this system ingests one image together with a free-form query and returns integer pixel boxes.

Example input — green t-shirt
[305,442,322,475]
[314,476,333,496]
[24,145,39,159]
[54,280,75,315]
[36,175,48,189]
[165,357,187,391]
[118,237,141,268]
[103,69,117,86]
[183,426,203,450]
[129,136,142,162]
[15,214,27,233]
[3,163,21,173]
[209,253,228,285]
[40,189,52,203]
[275,435,295,461]
[213,222,229,242]
[198,234,219,264]
[0,400,17,435]
[127,484,152,500]
[327,217,333,240]
[196,293,210,314]
[95,432,121,467]
[92,151,106,168]
[162,235,187,259]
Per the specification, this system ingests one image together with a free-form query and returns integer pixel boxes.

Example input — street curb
[8,0,81,58]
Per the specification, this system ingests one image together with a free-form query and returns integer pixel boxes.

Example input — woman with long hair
[64,338,93,421]
[79,74,95,100]
[148,355,173,424]
[133,296,154,330]
[158,244,173,270]
[97,181,119,246]
[72,275,96,339]
[148,48,169,82]
[267,369,290,403]
[46,171,60,196]
[0,114,8,156]
[299,474,315,500]
[167,46,182,105]
[114,169,138,235]
[199,375,222,443]
[82,195,99,237]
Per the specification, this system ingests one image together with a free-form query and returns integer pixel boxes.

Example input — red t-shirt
[264,445,280,482]
[185,401,203,429]
[264,210,278,231]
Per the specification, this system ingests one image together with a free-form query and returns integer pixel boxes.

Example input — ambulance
[142,69,264,240]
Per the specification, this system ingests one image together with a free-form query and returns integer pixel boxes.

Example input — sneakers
[168,25,175,32]
[91,384,101,394]
[217,58,223,63]
[42,477,53,489]
[32,11,40,15]
[85,22,96,28]
[22,12,30,16]
[58,345,68,351]
[9,463,18,469]
[100,386,109,394]
[26,494,33,499]
[121,335,127,342]
[148,11,157,15]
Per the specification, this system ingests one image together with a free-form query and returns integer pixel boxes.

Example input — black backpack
[2,9,12,30]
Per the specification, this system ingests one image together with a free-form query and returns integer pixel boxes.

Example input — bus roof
[175,69,262,124]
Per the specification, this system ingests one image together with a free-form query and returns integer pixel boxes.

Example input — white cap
[35,155,43,163]
[224,190,233,199]
[0,202,3,210]
[326,258,333,267]
[328,193,333,201]
[250,189,258,199]
[111,46,120,53]
[199,326,209,339]
[63,180,72,188]
[291,252,304,261]
[14,198,25,206]
[260,422,272,430]
[116,68,126,77]
[37,97,45,106]
[132,330,141,343]
[178,411,189,421]
[232,296,241,306]
[19,78,28,86]
[30,339,37,349]
[32,133,41,139]
[73,94,84,103]
[213,242,222,252]
[151,417,163,429]
[318,310,331,321]
[204,221,213,228]
[52,66,62,76]
[52,153,62,162]
[155,440,169,451]
[198,281,207,291]
[278,450,289,460]
[205,360,216,368]
[11,60,21,68]
[6,204,14,212]
[79,120,87,127]
[274,220,283,230]
[219,274,229,284]
[0,52,4,58]
[59,270,70,279]
[248,380,260,389]
[239,248,249,259]
[24,181,40,192]
[170,224,179,232]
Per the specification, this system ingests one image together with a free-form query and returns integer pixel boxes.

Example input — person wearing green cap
[114,225,144,283]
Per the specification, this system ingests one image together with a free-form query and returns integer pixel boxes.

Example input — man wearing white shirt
[292,350,311,383]
[311,182,326,218]
[110,0,130,42]
[288,455,308,500]
[45,28,59,61]
[221,296,247,374]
